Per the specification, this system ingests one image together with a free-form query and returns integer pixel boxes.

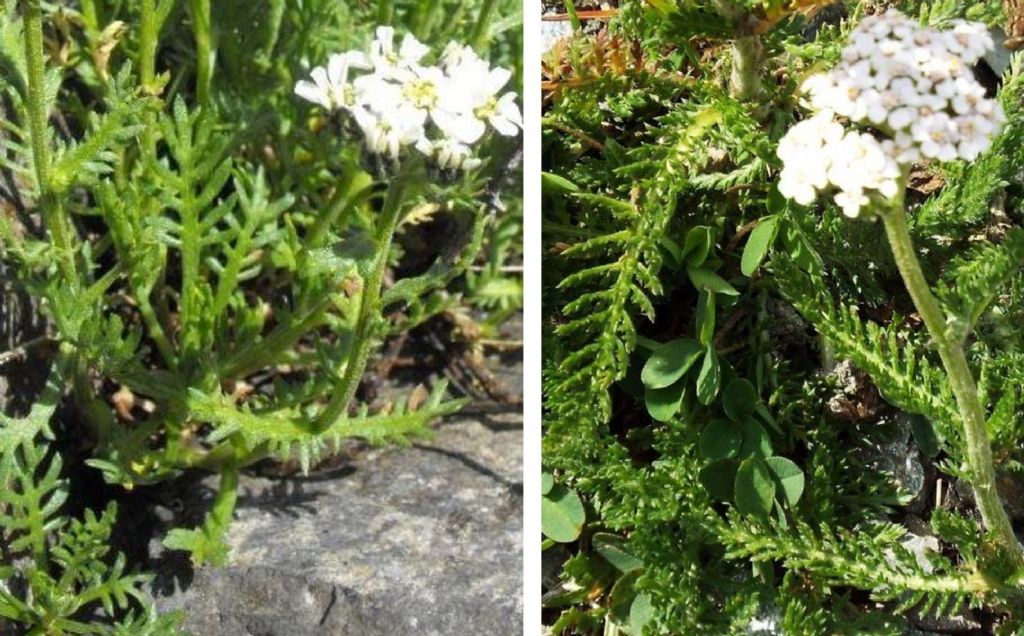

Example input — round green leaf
[738,417,772,459]
[630,593,654,635]
[608,570,641,625]
[722,379,758,422]
[696,346,721,406]
[541,471,554,496]
[682,225,712,267]
[698,419,742,461]
[765,456,805,507]
[592,533,644,573]
[699,459,738,501]
[734,458,775,519]
[645,381,686,422]
[641,339,703,389]
[541,484,586,543]
[741,215,779,277]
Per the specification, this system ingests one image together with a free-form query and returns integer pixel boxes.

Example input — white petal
[344,50,372,70]
[485,67,513,94]
[399,34,429,63]
[295,80,329,108]
[497,93,522,127]
[489,114,519,137]
[376,26,395,51]
[435,111,486,144]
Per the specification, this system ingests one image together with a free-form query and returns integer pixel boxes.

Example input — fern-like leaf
[776,261,961,444]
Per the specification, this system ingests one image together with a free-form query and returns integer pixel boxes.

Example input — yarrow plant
[0,1,522,632]
[544,0,1024,632]
[779,10,1004,217]
[778,6,1024,578]
[295,26,522,170]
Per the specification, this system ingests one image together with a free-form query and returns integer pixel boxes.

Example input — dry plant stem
[23,0,76,284]
[313,178,409,432]
[881,203,1024,571]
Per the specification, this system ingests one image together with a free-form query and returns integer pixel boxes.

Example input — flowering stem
[471,0,498,51]
[880,201,1024,571]
[313,177,410,432]
[139,0,157,90]
[712,0,764,103]
[307,170,375,250]
[22,0,77,284]
[187,0,213,105]
[729,35,765,103]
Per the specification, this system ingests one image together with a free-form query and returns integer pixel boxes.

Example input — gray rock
[155,412,523,636]
[862,414,927,512]
[747,601,782,635]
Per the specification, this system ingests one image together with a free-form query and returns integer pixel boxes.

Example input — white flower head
[436,66,522,143]
[354,105,425,162]
[294,26,521,168]
[416,136,482,172]
[295,52,371,112]
[777,10,1003,218]
[370,26,429,81]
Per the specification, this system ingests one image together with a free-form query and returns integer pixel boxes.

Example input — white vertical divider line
[521,0,542,634]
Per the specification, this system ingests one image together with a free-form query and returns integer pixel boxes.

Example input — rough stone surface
[154,412,523,636]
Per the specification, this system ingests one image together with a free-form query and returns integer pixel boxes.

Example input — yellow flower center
[474,97,498,120]
[404,79,438,109]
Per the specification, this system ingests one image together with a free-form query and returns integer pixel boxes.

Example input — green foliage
[1,0,521,631]
[543,0,1024,631]
[0,373,180,634]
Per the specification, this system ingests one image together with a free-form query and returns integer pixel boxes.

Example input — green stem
[414,0,443,40]
[179,183,199,348]
[187,0,213,105]
[880,204,1024,571]
[313,179,409,432]
[80,0,99,42]
[139,0,157,89]
[218,295,332,379]
[471,0,498,50]
[712,0,764,103]
[138,0,160,160]
[22,0,77,284]
[307,171,374,249]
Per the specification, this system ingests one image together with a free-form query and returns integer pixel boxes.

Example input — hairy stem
[137,0,161,178]
[880,204,1024,571]
[187,0,213,105]
[139,0,157,89]
[729,35,765,102]
[712,0,764,103]
[22,0,77,283]
[313,178,409,432]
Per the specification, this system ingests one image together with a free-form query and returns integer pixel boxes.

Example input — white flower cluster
[778,111,901,217]
[295,26,522,171]
[778,11,1003,218]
